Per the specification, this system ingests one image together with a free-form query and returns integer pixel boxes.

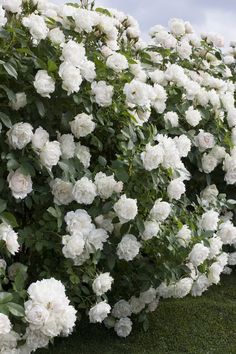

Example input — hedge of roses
[0,0,236,352]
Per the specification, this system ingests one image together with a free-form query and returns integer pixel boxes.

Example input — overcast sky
[54,0,236,45]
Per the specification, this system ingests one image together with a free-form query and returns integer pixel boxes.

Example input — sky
[53,0,236,46]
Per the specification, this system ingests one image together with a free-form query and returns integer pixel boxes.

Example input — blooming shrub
[0,0,236,351]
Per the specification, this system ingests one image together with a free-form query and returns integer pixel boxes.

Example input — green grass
[40,272,236,354]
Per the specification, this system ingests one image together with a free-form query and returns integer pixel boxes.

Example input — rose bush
[0,0,236,352]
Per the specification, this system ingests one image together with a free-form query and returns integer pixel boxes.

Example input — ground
[39,272,236,354]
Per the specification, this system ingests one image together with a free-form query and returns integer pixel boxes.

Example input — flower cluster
[0,1,236,352]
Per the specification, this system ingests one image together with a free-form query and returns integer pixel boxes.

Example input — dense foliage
[0,0,236,352]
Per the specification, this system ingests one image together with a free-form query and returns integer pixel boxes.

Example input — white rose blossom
[8,169,32,199]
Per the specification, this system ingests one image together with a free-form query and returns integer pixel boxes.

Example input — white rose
[22,14,49,41]
[91,81,113,107]
[75,143,91,168]
[92,272,113,296]
[89,301,111,323]
[65,209,93,237]
[141,143,164,171]
[40,141,61,169]
[48,27,65,44]
[86,228,108,252]
[50,178,73,205]
[191,274,209,296]
[25,301,49,327]
[7,122,33,149]
[117,234,141,261]
[185,106,202,127]
[113,194,138,223]
[174,278,193,298]
[31,127,49,151]
[189,243,209,266]
[62,233,85,259]
[0,314,11,334]
[141,220,160,240]
[208,236,223,258]
[33,70,55,98]
[70,113,95,138]
[72,177,97,205]
[0,223,19,255]
[201,153,218,174]
[139,287,156,304]
[80,60,96,82]
[167,178,185,200]
[195,130,215,151]
[114,317,132,338]
[58,134,75,159]
[200,184,218,205]
[163,111,179,127]
[208,262,223,284]
[2,0,22,13]
[174,135,191,157]
[61,40,86,67]
[112,300,132,319]
[176,225,191,247]
[200,210,219,231]
[169,18,185,36]
[95,172,123,200]
[106,53,128,73]
[217,220,236,244]
[11,92,27,111]
[8,169,32,199]
[59,62,82,95]
[0,6,7,27]
[129,296,145,314]
[150,200,171,221]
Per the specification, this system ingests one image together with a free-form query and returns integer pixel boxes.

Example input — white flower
[150,200,171,221]
[72,177,97,205]
[70,113,95,138]
[80,59,96,82]
[33,70,55,98]
[201,153,218,174]
[106,53,128,73]
[0,223,19,255]
[191,274,209,296]
[85,228,108,252]
[208,236,223,258]
[11,92,27,111]
[173,135,192,157]
[200,185,218,205]
[129,296,145,314]
[61,40,86,67]
[0,314,11,335]
[185,106,202,127]
[22,14,49,41]
[25,301,49,327]
[167,178,185,200]
[124,80,151,107]
[7,169,32,199]
[114,317,132,338]
[140,287,156,304]
[40,141,61,169]
[177,40,192,59]
[0,6,7,27]
[58,134,75,159]
[65,209,93,237]
[228,252,236,265]
[176,225,191,247]
[89,301,111,323]
[59,62,82,95]
[92,272,113,296]
[195,130,215,151]
[112,300,132,319]
[50,179,73,205]
[7,122,33,150]
[48,28,65,44]
[62,233,85,259]
[141,143,164,171]
[189,243,209,266]
[2,0,21,13]
[141,220,160,240]
[217,220,236,244]
[31,127,49,152]
[164,111,179,127]
[117,234,141,261]
[95,172,123,200]
[200,210,219,231]
[91,81,113,107]
[174,278,193,298]
[113,194,138,223]
[169,18,185,36]
[25,328,49,351]
[208,262,223,284]
[75,143,91,168]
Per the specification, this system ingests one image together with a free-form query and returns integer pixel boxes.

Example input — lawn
[40,272,236,354]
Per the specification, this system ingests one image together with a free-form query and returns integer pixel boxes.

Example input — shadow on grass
[39,272,236,354]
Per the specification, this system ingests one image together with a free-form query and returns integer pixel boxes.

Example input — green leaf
[47,59,58,72]
[7,303,24,317]
[3,63,18,79]
[36,101,45,117]
[0,112,12,128]
[0,292,13,304]
[0,199,7,214]
[1,212,18,228]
